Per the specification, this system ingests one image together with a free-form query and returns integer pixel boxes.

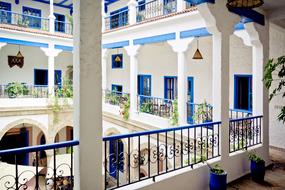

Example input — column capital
[124,45,141,57]
[0,42,7,50]
[127,0,137,7]
[41,47,62,57]
[167,38,194,53]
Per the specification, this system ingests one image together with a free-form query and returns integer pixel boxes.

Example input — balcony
[0,84,49,99]
[0,10,73,35]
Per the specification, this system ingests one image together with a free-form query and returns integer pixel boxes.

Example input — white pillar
[49,0,55,33]
[168,38,194,125]
[40,46,62,96]
[102,0,106,32]
[74,0,103,189]
[102,49,108,91]
[125,45,140,114]
[0,42,6,50]
[176,0,185,12]
[128,0,137,25]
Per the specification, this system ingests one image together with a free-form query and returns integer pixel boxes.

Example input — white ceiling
[262,0,285,28]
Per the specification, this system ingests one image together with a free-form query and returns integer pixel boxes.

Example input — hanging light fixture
[193,37,203,60]
[227,0,264,9]
[17,45,23,58]
[114,48,121,63]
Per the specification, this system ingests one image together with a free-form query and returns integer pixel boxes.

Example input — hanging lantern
[114,55,121,63]
[16,50,23,58]
[193,38,203,60]
[8,46,24,68]
[227,0,264,9]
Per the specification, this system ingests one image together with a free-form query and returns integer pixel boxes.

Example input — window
[234,75,252,111]
[187,77,194,124]
[22,7,41,29]
[112,54,123,68]
[138,0,146,11]
[111,84,123,93]
[164,76,177,100]
[34,69,62,86]
[55,13,65,33]
[138,75,151,96]
[0,1,11,24]
[110,7,128,29]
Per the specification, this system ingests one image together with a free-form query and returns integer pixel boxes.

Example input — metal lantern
[193,38,203,60]
[227,0,264,9]
[114,55,121,63]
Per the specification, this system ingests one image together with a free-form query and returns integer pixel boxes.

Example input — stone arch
[0,118,48,140]
[52,120,73,140]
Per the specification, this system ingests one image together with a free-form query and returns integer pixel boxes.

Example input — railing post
[128,0,137,25]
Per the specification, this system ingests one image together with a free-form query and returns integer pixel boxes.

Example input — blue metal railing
[137,95,173,118]
[229,108,252,119]
[104,89,130,106]
[105,9,129,30]
[0,140,79,190]
[229,115,262,153]
[103,121,221,189]
[136,0,177,22]
[0,10,49,31]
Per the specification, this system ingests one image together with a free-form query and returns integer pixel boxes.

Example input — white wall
[268,23,285,149]
[0,44,72,85]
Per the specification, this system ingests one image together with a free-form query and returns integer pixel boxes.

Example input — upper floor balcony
[0,10,73,36]
[103,0,195,31]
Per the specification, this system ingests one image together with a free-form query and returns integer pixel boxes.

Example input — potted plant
[5,82,28,98]
[208,163,227,190]
[193,101,212,124]
[248,151,265,182]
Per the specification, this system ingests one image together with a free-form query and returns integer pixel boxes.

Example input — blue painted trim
[34,68,48,86]
[0,140,79,155]
[230,115,262,123]
[0,37,48,48]
[55,45,73,52]
[103,121,221,141]
[102,41,129,49]
[180,27,211,39]
[111,84,123,92]
[229,108,252,114]
[58,0,69,5]
[234,23,245,31]
[164,76,177,100]
[15,0,19,5]
[133,33,176,45]
[185,0,215,5]
[111,54,123,69]
[228,7,264,26]
[32,0,73,9]
[234,74,252,112]
[138,74,152,96]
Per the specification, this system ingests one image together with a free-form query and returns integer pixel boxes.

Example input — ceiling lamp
[227,0,264,9]
[193,38,203,60]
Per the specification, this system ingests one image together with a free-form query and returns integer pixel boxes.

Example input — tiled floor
[228,148,285,190]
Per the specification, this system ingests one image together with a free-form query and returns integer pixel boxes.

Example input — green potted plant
[170,98,178,126]
[248,151,265,182]
[193,101,212,124]
[208,163,227,190]
[120,95,130,120]
[5,82,28,98]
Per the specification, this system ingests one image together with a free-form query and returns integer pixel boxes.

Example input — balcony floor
[228,148,285,190]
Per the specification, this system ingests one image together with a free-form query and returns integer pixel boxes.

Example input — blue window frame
[0,1,11,24]
[111,84,123,93]
[138,75,151,96]
[137,0,146,11]
[110,6,128,29]
[109,139,124,178]
[34,69,62,86]
[54,13,65,33]
[112,54,123,69]
[187,77,194,124]
[164,76,177,100]
[234,75,252,111]
[22,6,41,29]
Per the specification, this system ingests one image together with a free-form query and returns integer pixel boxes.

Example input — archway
[54,126,73,154]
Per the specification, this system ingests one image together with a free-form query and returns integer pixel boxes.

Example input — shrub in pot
[248,152,265,182]
[208,164,227,190]
[5,82,28,98]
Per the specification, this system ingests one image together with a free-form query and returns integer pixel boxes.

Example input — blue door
[138,75,151,96]
[234,75,252,111]
[109,140,124,178]
[55,13,65,33]
[0,2,11,24]
[164,76,177,100]
[187,77,194,124]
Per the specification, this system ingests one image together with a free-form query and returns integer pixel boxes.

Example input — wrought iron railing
[136,0,177,22]
[229,109,252,119]
[186,102,213,124]
[137,95,173,118]
[229,115,262,153]
[104,90,130,106]
[0,84,49,98]
[103,121,221,189]
[0,10,49,31]
[55,20,73,35]
[0,140,79,190]
[105,9,129,30]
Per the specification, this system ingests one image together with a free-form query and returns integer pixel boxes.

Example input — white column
[40,46,62,96]
[0,42,6,50]
[102,0,106,32]
[168,38,194,125]
[128,0,137,25]
[49,0,55,33]
[176,0,185,12]
[102,49,108,91]
[125,45,141,114]
[74,0,103,189]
